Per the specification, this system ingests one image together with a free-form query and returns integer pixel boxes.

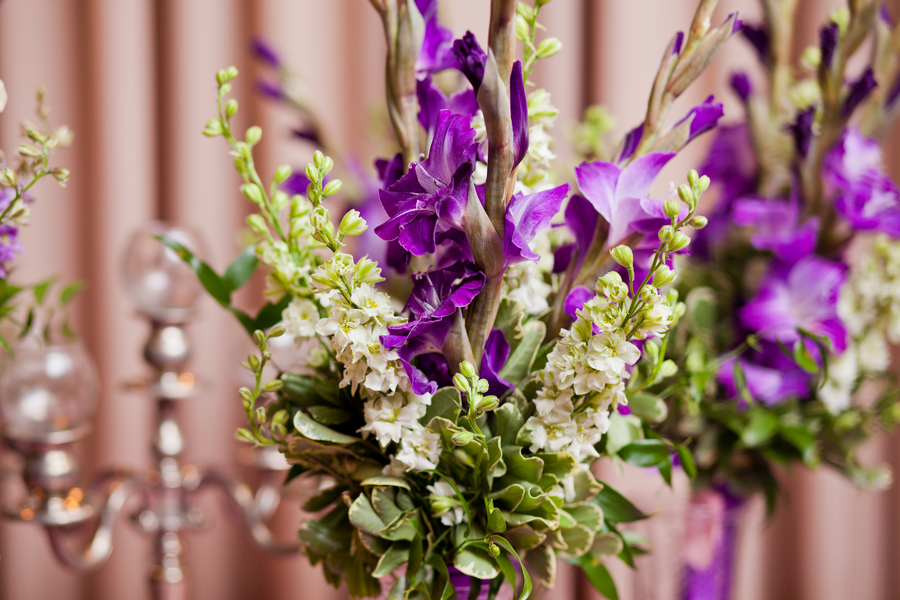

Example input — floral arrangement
[635,1,900,508]
[166,0,745,598]
[0,81,78,350]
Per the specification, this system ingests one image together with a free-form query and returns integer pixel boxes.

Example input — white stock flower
[396,426,442,472]
[282,297,319,339]
[820,346,859,414]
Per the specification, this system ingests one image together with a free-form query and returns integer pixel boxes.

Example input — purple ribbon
[680,488,746,600]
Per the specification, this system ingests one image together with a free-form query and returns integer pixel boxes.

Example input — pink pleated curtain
[0,0,897,598]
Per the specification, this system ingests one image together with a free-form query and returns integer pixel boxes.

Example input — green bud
[644,339,660,361]
[52,168,70,184]
[241,183,265,205]
[308,347,329,368]
[668,231,691,252]
[247,213,268,234]
[245,126,262,146]
[477,395,499,413]
[290,196,307,218]
[654,264,676,287]
[269,326,286,338]
[253,329,266,348]
[451,430,476,446]
[219,82,232,97]
[239,387,253,402]
[454,449,476,467]
[263,379,283,391]
[313,150,326,170]
[515,14,530,41]
[322,179,343,197]
[516,3,534,19]
[235,428,256,443]
[488,542,501,558]
[476,379,490,394]
[255,407,267,425]
[225,66,239,80]
[305,163,319,185]
[658,359,678,379]
[274,164,292,184]
[676,185,694,206]
[0,168,16,188]
[666,289,680,304]
[331,252,355,276]
[272,190,289,211]
[610,244,634,268]
[658,225,675,243]
[664,198,682,220]
[311,206,330,231]
[452,372,469,393]
[323,156,334,174]
[16,144,38,158]
[248,354,260,371]
[216,69,229,85]
[536,38,563,59]
[459,361,477,379]
[339,209,367,237]
[687,169,699,188]
[203,119,223,137]
[697,175,710,193]
[688,215,708,229]
[801,46,821,70]
[225,98,238,118]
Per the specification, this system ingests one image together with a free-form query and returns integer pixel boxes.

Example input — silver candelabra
[0,222,299,600]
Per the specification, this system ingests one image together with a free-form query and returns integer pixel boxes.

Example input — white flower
[282,297,319,339]
[359,391,431,446]
[819,346,859,414]
[382,456,408,477]
[586,332,640,380]
[396,426,442,472]
[858,330,889,372]
[427,481,467,526]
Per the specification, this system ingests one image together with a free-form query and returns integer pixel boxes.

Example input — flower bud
[248,354,260,370]
[310,206,329,230]
[263,379,283,391]
[239,387,253,402]
[477,395,499,413]
[697,175,710,193]
[216,69,229,85]
[308,347,329,368]
[52,168,70,184]
[274,164,292,184]
[322,179,343,197]
[451,430,476,446]
[247,213,268,234]
[225,98,238,118]
[313,150,326,171]
[0,168,17,188]
[658,225,675,243]
[305,163,319,185]
[332,252,354,276]
[515,14,530,41]
[255,407,267,424]
[688,216,708,229]
[536,38,563,58]
[203,119,223,137]
[270,325,287,338]
[241,183,264,205]
[339,209,367,237]
[245,126,262,146]
[488,543,501,558]
[610,245,634,268]
[801,46,821,70]
[452,373,469,393]
[323,157,334,174]
[653,264,677,287]
[664,198,682,220]
[659,359,678,379]
[225,66,239,80]
[668,231,691,252]
[459,361,477,379]
[687,169,699,188]
[235,428,255,443]
[516,3,534,19]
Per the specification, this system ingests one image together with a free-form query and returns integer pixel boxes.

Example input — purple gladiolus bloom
[553,195,599,273]
[256,78,283,100]
[789,108,815,158]
[377,111,477,255]
[824,129,900,237]
[730,13,744,34]
[674,95,724,144]
[251,37,281,68]
[842,68,877,117]
[503,184,569,268]
[451,31,487,93]
[740,23,769,64]
[382,262,485,394]
[731,196,819,264]
[415,0,456,75]
[739,255,847,353]
[820,22,839,70]
[620,124,644,163]
[417,76,479,135]
[731,72,752,101]
[673,31,685,55]
[718,354,809,405]
[510,61,529,168]
[481,329,513,397]
[564,286,595,320]
[575,152,678,247]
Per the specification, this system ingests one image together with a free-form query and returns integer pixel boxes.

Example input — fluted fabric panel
[0,0,896,599]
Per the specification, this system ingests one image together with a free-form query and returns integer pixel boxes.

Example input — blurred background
[0,0,898,598]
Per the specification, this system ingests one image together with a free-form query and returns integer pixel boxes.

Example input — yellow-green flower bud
[203,119,223,137]
[241,183,264,205]
[254,407,267,425]
[653,265,676,287]
[689,216,708,229]
[274,164,292,184]
[239,387,253,402]
[459,361,477,379]
[610,244,634,268]
[263,379,283,391]
[245,126,262,146]
[658,225,675,243]
[664,198,682,219]
[323,179,343,197]
[308,347,329,368]
[536,38,563,58]
[311,206,329,231]
[668,231,691,252]
[52,168,70,184]
[697,175,710,193]
[339,209,367,237]
[305,163,319,185]
[216,69,229,85]
[477,395,499,413]
[269,326,286,338]
[332,252,354,276]
[313,150,326,171]
[225,98,238,118]
[235,428,255,444]
[323,156,334,174]
[801,46,821,71]
[676,185,693,207]
[452,372,468,392]
[659,359,678,379]
[225,66,239,80]
[451,430,475,446]
[247,213,268,234]
[687,169,699,188]
[488,543,501,558]
[516,3,534,19]
[515,14,530,41]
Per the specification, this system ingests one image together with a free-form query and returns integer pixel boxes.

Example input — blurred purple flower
[824,128,900,237]
[673,95,724,145]
[481,329,512,397]
[731,71,752,101]
[842,68,877,117]
[417,75,479,135]
[0,225,22,278]
[739,255,847,353]
[564,285,595,320]
[740,23,769,64]
[451,31,487,93]
[820,22,839,70]
[415,0,457,75]
[553,195,599,274]
[789,107,815,158]
[731,196,819,264]
[256,78,283,100]
[251,37,281,68]
[376,111,477,256]
[718,351,810,405]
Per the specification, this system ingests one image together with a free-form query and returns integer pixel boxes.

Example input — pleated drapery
[0,1,897,599]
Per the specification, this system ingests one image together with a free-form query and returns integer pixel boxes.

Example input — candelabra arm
[195,468,299,555]
[45,471,145,571]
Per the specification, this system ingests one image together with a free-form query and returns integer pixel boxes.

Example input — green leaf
[492,535,534,600]
[741,408,779,447]
[348,495,385,537]
[605,412,642,455]
[59,280,85,305]
[494,298,526,351]
[222,245,258,291]
[499,321,546,385]
[658,455,672,486]
[454,545,500,579]
[593,484,649,523]
[250,295,291,333]
[293,410,360,445]
[157,236,232,306]
[32,278,55,304]
[675,445,697,478]
[373,542,410,578]
[780,424,818,466]
[303,485,344,512]
[361,476,411,491]
[732,360,754,404]
[308,405,354,425]
[578,558,618,600]
[590,533,623,556]
[524,543,555,588]
[423,387,461,425]
[792,340,819,374]
[618,439,670,467]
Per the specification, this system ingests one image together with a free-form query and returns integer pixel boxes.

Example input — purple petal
[730,13,743,34]
[256,78,283,100]
[481,329,513,397]
[820,22,839,70]
[415,0,456,74]
[740,23,769,64]
[673,31,685,55]
[405,262,485,319]
[451,31,487,93]
[718,357,809,405]
[553,243,576,274]
[732,197,819,264]
[789,108,815,158]
[503,184,569,267]
[510,60,529,169]
[674,96,724,144]
[730,72,752,101]
[842,68,877,117]
[575,161,622,224]
[616,152,677,200]
[619,124,644,163]
[564,286,595,320]
[375,154,405,188]
[251,37,281,68]
[281,172,310,196]
[564,194,600,270]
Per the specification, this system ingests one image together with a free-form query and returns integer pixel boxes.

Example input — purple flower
[510,61,529,169]
[564,285,595,320]
[718,352,809,405]
[451,32,487,93]
[575,152,678,247]
[731,196,819,264]
[740,23,769,64]
[824,129,900,236]
[0,225,22,277]
[503,184,569,268]
[417,76,479,135]
[731,72,752,101]
[251,37,281,68]
[842,68,877,117]
[673,31,685,55]
[789,108,815,158]
[256,78,283,100]
[820,22,839,70]
[415,0,456,75]
[382,261,485,394]
[673,96,724,145]
[619,125,644,163]
[553,195,599,274]
[739,256,847,353]
[481,329,512,397]
[376,111,477,255]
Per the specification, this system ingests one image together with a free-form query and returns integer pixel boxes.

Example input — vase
[679,488,746,600]
[447,566,513,600]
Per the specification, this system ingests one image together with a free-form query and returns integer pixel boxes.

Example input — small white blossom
[359,391,430,447]
[427,481,467,526]
[396,426,442,472]
[820,346,859,414]
[282,297,319,339]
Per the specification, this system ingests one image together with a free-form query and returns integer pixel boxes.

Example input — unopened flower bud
[323,157,334,174]
[459,361,477,379]
[687,169,699,188]
[451,430,475,446]
[313,150,326,171]
[536,38,563,58]
[203,119,223,137]
[515,14,530,41]
[18,144,40,158]
[610,245,634,268]
[688,216,708,229]
[697,175,710,193]
[668,231,691,252]
[225,66,239,80]
[235,428,255,443]
[0,168,17,187]
[274,164,292,184]
[339,209,367,237]
[308,347,329,368]
[654,265,677,287]
[488,542,501,558]
[245,126,262,146]
[270,325,286,338]
[322,179,343,197]
[239,387,253,402]
[305,163,319,185]
[241,183,264,205]
[216,69,229,85]
[665,198,682,220]
[801,46,821,70]
[477,395,499,413]
[659,359,678,378]
[310,206,329,230]
[247,213,268,234]
[52,168,70,184]
[225,98,238,118]
[255,407,267,425]
[452,373,468,392]
[658,225,675,243]
[332,252,354,276]
[263,379,283,391]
